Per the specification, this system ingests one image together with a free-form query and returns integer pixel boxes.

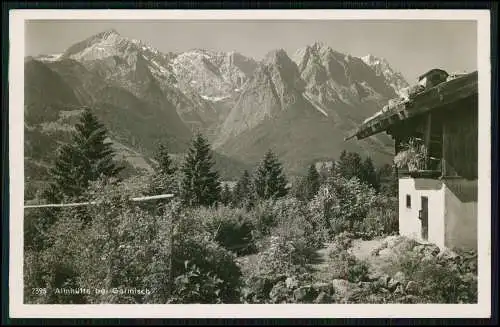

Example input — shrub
[249,197,327,251]
[359,196,399,240]
[308,176,379,238]
[170,235,242,304]
[24,206,59,252]
[326,244,369,283]
[330,176,378,231]
[240,272,287,304]
[347,259,370,283]
[308,184,340,237]
[239,197,327,304]
[24,206,87,304]
[334,231,355,250]
[247,199,279,238]
[170,262,224,304]
[273,197,326,249]
[190,205,256,256]
[382,246,477,303]
[240,267,315,304]
[26,178,243,304]
[255,235,309,275]
[147,202,243,304]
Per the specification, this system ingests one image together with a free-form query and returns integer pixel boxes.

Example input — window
[406,195,411,208]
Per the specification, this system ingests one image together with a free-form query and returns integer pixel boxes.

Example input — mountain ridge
[26,30,408,187]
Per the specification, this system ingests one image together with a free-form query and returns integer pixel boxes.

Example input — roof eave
[347,71,478,141]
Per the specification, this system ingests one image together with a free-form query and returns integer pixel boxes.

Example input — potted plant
[394,137,428,173]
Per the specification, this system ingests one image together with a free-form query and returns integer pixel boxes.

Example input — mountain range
[25,28,409,192]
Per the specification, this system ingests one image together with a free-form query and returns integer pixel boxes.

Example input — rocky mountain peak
[360,54,378,65]
[61,28,167,64]
[263,48,290,64]
[28,30,405,179]
[171,48,258,99]
[85,28,125,48]
[96,28,121,39]
[311,41,326,51]
[361,53,409,96]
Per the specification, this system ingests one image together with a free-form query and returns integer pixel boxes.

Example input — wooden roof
[345,71,478,141]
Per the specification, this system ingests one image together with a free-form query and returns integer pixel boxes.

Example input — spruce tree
[377,163,398,197]
[305,163,321,200]
[154,143,176,175]
[361,156,379,190]
[46,108,122,201]
[220,183,232,206]
[293,164,321,201]
[232,170,255,209]
[335,150,363,181]
[148,143,179,198]
[181,132,221,207]
[254,150,288,200]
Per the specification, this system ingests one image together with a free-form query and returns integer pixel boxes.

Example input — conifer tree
[220,183,232,206]
[45,108,123,201]
[335,150,363,181]
[181,132,221,207]
[305,163,321,200]
[154,143,176,175]
[361,156,379,190]
[232,170,255,209]
[293,164,321,201]
[377,163,398,197]
[148,143,179,198]
[254,150,288,200]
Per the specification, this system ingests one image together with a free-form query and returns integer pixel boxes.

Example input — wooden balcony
[397,157,443,179]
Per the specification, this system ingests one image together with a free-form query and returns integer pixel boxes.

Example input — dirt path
[307,243,334,282]
[350,238,385,261]
[238,238,392,283]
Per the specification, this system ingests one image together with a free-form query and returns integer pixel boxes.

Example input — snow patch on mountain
[200,94,231,102]
[170,49,257,99]
[361,54,409,96]
[35,53,63,62]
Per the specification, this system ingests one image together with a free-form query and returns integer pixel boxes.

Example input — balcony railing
[397,157,443,179]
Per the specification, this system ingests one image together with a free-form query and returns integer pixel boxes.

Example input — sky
[25,20,477,83]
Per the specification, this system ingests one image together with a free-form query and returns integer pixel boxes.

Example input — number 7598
[31,288,47,295]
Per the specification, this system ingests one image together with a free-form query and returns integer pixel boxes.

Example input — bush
[24,178,243,304]
[274,197,326,248]
[308,176,379,238]
[240,272,287,304]
[255,235,309,275]
[330,176,378,232]
[382,246,478,303]
[334,231,355,250]
[347,259,370,283]
[248,197,327,251]
[24,206,87,304]
[24,206,59,252]
[170,233,242,304]
[170,261,224,304]
[358,196,398,240]
[247,199,279,238]
[190,205,257,256]
[240,267,315,304]
[326,244,369,283]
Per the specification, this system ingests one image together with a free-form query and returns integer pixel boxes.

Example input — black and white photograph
[8,9,491,318]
